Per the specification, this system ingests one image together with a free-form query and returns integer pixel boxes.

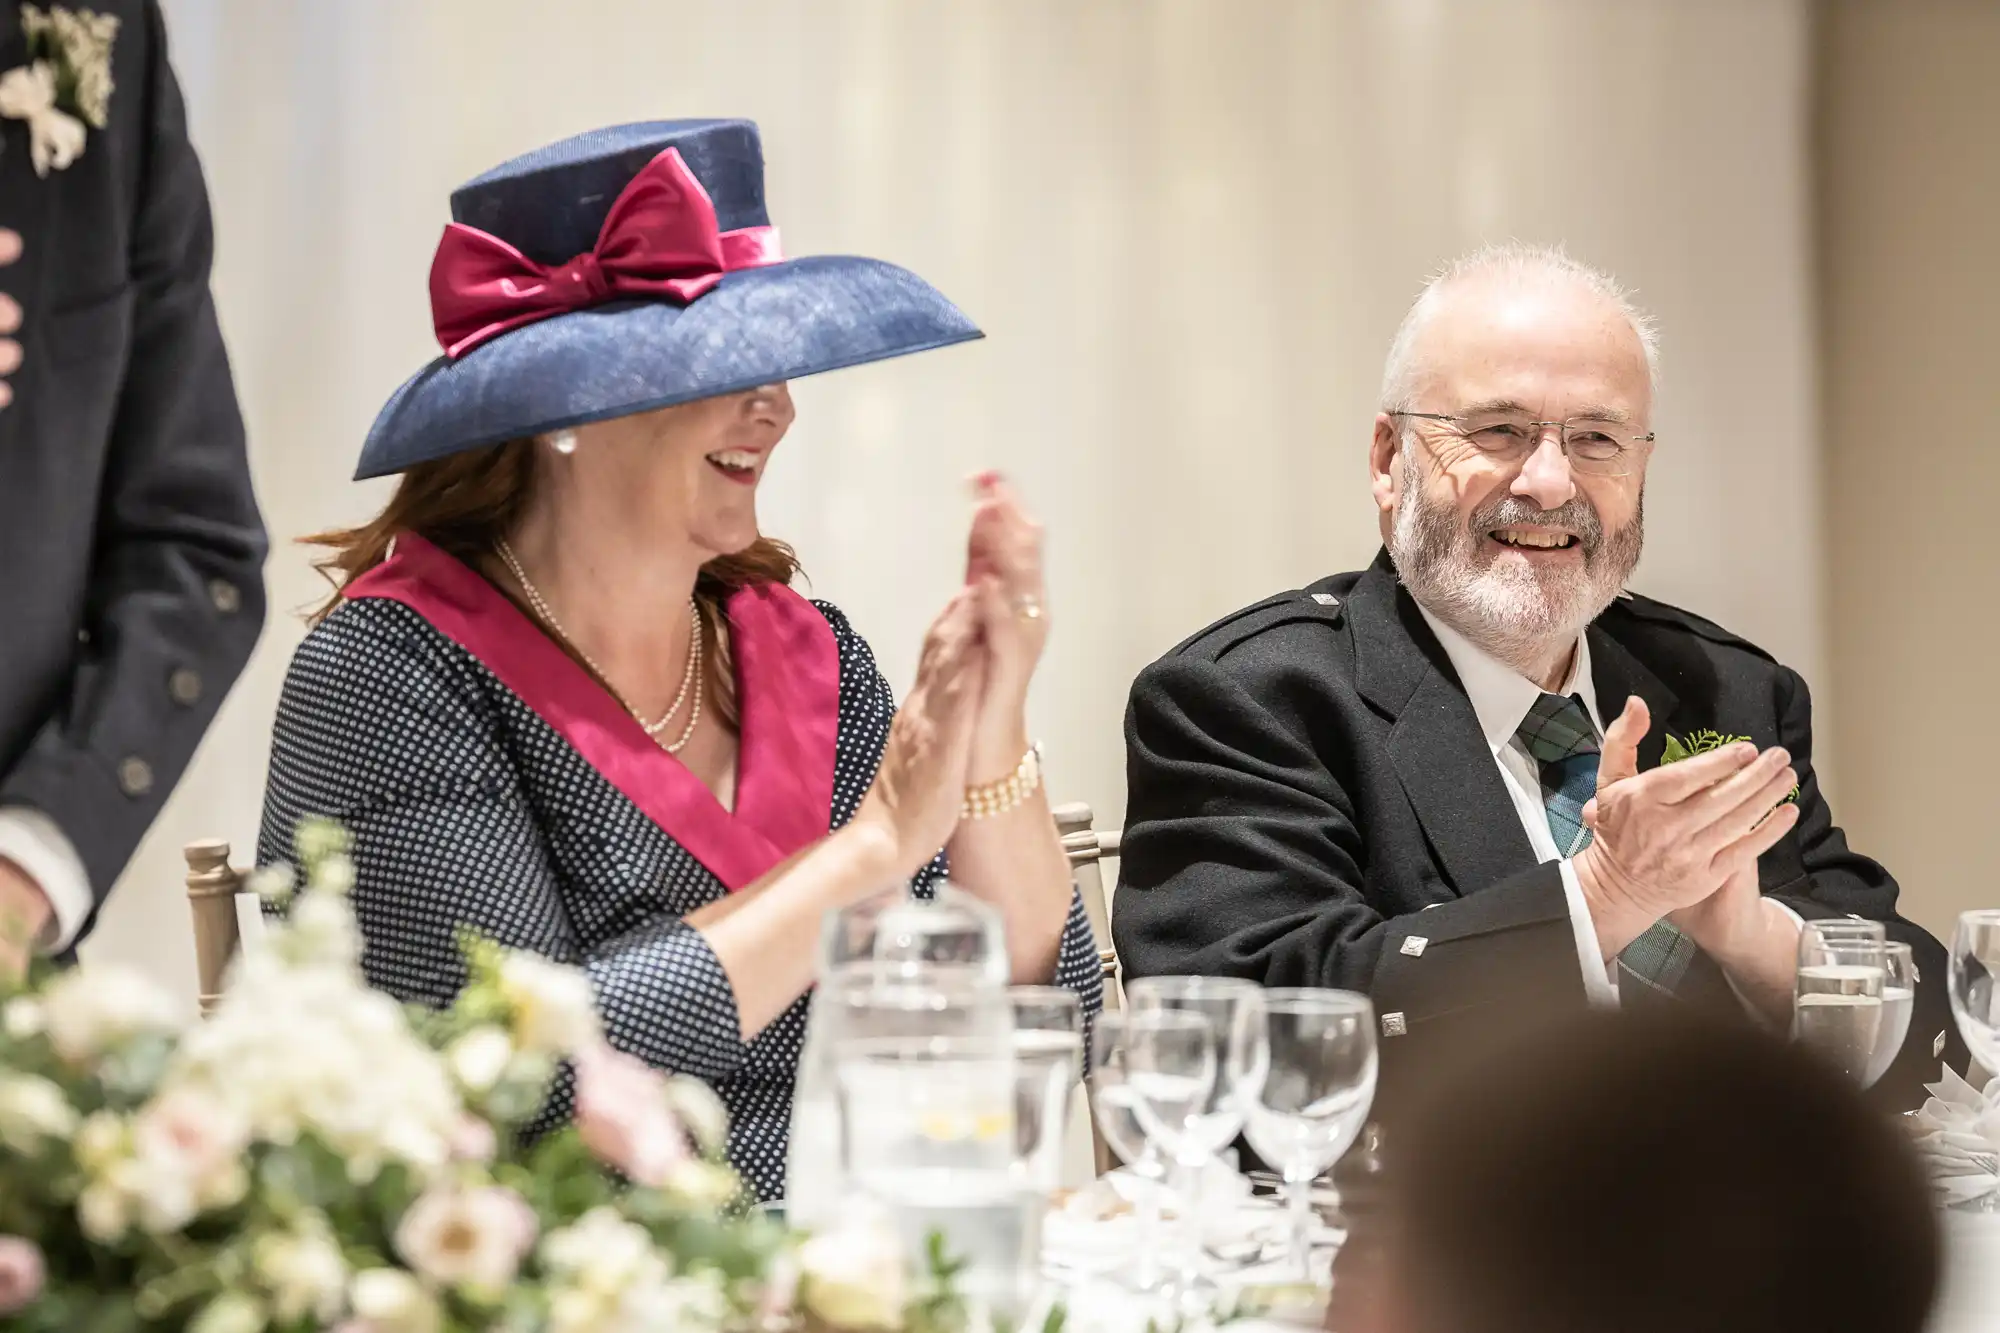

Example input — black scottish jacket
[1114,550,1959,1111]
[0,0,265,928]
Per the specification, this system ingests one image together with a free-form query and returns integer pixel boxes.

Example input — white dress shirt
[0,808,91,952]
[1414,606,1800,1014]
[1416,607,1624,1006]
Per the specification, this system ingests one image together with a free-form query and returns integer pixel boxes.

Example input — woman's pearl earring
[548,429,578,456]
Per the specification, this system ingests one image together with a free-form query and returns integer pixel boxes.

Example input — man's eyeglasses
[1389,411,1655,477]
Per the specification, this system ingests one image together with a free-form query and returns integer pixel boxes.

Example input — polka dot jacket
[258,579,1103,1203]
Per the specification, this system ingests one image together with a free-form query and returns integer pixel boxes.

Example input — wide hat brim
[356,254,981,479]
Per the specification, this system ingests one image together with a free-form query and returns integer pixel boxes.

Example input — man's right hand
[0,227,20,409]
[1573,696,1801,959]
[0,858,52,986]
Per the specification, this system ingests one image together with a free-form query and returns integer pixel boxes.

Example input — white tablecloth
[1930,1210,2000,1333]
[1041,1196,2000,1332]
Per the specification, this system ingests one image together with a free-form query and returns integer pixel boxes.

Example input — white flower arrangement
[0,4,118,176]
[0,817,1023,1333]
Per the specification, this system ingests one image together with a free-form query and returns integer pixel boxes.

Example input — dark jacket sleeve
[259,609,752,1086]
[1113,652,1583,1037]
[1762,664,1964,1100]
[1,1,266,905]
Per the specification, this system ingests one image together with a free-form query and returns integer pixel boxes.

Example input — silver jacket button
[169,668,203,706]
[118,757,154,797]
[208,579,242,615]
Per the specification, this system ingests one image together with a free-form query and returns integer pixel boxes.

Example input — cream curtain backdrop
[87,0,1825,999]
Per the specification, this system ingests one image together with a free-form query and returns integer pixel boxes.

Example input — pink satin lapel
[345,534,839,891]
[725,582,840,861]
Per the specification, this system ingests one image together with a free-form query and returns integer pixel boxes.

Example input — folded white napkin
[1042,1158,1344,1285]
[1043,1160,1267,1272]
[1906,1066,2000,1207]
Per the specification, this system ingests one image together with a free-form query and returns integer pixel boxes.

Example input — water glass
[1862,942,1917,1088]
[1009,986,1084,1194]
[1794,936,1887,1084]
[1801,918,1887,953]
[1241,989,1378,1281]
[1085,1008,1209,1292]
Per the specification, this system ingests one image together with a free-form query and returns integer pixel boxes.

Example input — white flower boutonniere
[0,3,118,177]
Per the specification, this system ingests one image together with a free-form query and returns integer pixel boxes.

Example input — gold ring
[1016,594,1043,621]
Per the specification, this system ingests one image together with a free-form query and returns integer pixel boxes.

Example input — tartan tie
[1516,692,1697,996]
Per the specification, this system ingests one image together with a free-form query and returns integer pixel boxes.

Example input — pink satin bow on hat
[428,146,784,360]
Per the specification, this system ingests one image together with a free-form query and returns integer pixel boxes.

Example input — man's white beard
[1388,453,1643,681]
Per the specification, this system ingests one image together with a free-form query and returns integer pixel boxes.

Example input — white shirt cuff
[0,807,92,952]
[1558,858,1620,1008]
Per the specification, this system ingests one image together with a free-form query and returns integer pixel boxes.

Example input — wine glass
[1123,976,1269,1300]
[1948,912,2000,1211]
[1949,911,2000,1081]
[1241,989,1378,1281]
[1794,935,1887,1083]
[1087,1008,1214,1292]
[1008,986,1084,1194]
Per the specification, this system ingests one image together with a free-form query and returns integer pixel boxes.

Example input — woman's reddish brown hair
[303,438,799,728]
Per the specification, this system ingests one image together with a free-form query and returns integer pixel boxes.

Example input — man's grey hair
[1378,242,1661,414]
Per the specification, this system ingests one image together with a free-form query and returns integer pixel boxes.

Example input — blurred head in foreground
[1367,1011,1938,1333]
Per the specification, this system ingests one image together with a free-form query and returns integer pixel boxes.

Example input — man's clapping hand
[0,859,52,985]
[1573,696,1800,961]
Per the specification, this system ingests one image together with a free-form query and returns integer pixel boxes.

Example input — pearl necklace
[495,538,704,754]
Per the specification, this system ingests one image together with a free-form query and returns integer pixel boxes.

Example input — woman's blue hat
[356,119,982,479]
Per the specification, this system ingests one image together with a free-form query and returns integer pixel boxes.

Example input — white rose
[245,863,295,906]
[447,1026,514,1094]
[547,1286,610,1333]
[3,997,44,1041]
[539,1206,655,1287]
[497,954,600,1056]
[797,1218,909,1331]
[616,1273,730,1333]
[133,1088,249,1208]
[314,853,357,897]
[286,892,360,969]
[77,1179,133,1244]
[72,1111,128,1174]
[0,1074,78,1152]
[393,1185,537,1293]
[293,819,351,867]
[253,1222,347,1324]
[41,965,181,1065]
[200,1161,250,1211]
[187,1290,265,1333]
[121,1154,198,1235]
[349,1268,442,1333]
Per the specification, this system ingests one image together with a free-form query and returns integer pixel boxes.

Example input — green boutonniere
[1661,728,1800,803]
